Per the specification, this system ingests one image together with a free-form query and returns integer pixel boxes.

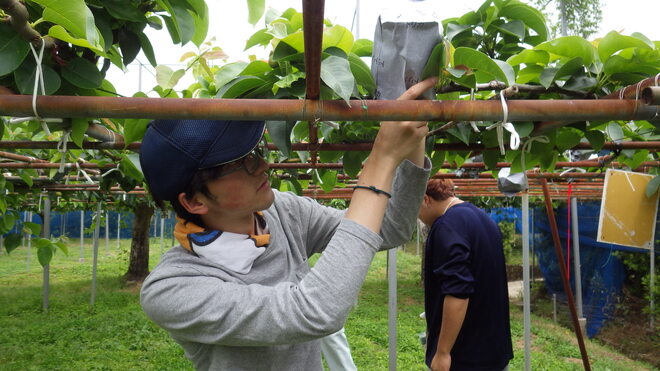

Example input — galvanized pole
[79,210,84,261]
[105,210,109,256]
[571,198,584,319]
[26,211,32,272]
[160,214,165,253]
[116,213,121,250]
[90,202,101,306]
[522,192,531,371]
[42,195,51,311]
[387,248,397,371]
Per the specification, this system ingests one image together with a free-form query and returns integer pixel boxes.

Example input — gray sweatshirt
[140,159,430,370]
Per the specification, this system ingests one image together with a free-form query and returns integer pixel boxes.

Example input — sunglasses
[215,142,269,178]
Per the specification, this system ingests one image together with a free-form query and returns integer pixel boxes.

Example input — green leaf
[247,0,265,25]
[2,213,15,233]
[62,57,102,89]
[421,43,446,80]
[14,60,61,95]
[513,122,534,138]
[240,61,273,76]
[18,170,33,187]
[555,127,583,151]
[47,25,103,53]
[598,31,652,63]
[496,20,526,40]
[190,1,209,47]
[646,175,660,198]
[216,76,264,98]
[351,39,373,57]
[447,123,471,145]
[138,32,157,67]
[4,233,22,254]
[506,49,550,67]
[483,150,499,170]
[214,62,248,87]
[342,151,366,178]
[102,0,147,22]
[123,118,151,145]
[155,65,185,90]
[535,36,596,66]
[280,32,305,52]
[31,0,101,48]
[54,241,69,255]
[169,2,196,45]
[584,130,605,152]
[245,29,274,50]
[316,170,337,193]
[0,23,30,77]
[120,154,144,182]
[430,150,446,175]
[37,243,54,267]
[322,25,354,55]
[70,118,89,148]
[0,198,5,214]
[454,47,511,84]
[274,71,305,91]
[23,222,42,236]
[266,121,295,157]
[348,53,376,95]
[498,1,548,43]
[606,122,625,142]
[320,56,355,104]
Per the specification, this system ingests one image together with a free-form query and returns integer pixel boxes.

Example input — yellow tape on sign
[597,169,659,249]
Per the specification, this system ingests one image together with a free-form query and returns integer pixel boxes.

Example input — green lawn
[0,239,656,370]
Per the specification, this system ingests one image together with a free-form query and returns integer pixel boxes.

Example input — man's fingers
[396,77,438,101]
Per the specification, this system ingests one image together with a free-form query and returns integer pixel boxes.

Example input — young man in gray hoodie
[139,78,436,370]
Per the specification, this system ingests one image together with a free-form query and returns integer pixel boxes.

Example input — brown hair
[425,179,455,201]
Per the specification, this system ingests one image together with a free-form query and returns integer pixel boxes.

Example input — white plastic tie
[469,89,480,133]
[486,93,520,155]
[101,165,120,178]
[28,40,53,136]
[520,135,550,171]
[57,130,70,173]
[75,161,96,184]
[559,167,587,177]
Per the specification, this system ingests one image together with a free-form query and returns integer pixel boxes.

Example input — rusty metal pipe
[302,0,324,100]
[540,178,592,370]
[1,95,658,122]
[0,140,658,151]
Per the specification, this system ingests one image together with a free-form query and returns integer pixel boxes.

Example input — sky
[106,0,660,96]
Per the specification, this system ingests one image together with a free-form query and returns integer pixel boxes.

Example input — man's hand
[371,77,437,168]
[430,351,451,371]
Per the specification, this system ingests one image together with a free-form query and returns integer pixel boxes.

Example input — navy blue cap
[139,119,266,201]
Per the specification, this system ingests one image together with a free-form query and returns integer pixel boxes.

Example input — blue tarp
[488,202,658,337]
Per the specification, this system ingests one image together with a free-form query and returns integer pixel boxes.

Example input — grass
[0,239,657,370]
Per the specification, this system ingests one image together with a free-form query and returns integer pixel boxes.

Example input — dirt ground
[595,288,659,369]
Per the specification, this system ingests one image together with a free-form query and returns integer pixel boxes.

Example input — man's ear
[178,192,208,215]
[422,194,431,207]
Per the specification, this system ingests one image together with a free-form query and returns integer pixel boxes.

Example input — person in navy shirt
[418,179,513,371]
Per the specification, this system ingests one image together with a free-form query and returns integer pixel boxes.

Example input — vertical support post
[26,211,32,272]
[105,211,109,256]
[540,179,591,370]
[42,195,51,311]
[571,198,584,319]
[416,223,420,256]
[170,211,176,247]
[560,0,568,37]
[117,213,121,250]
[553,293,557,322]
[79,210,84,261]
[160,214,165,253]
[90,202,101,306]
[522,192,531,371]
[387,248,397,371]
[651,237,655,330]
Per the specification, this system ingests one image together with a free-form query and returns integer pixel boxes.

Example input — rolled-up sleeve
[431,228,474,299]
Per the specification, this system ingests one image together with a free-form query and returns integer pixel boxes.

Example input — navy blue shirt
[424,202,513,370]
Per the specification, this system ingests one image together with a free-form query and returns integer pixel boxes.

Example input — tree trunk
[124,204,154,282]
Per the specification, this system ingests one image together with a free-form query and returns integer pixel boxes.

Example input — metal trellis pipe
[1,95,658,122]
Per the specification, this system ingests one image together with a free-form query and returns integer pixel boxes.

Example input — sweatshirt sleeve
[140,219,383,346]
[292,157,431,255]
[379,157,431,248]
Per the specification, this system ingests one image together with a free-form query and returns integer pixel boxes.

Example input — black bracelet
[352,185,392,198]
